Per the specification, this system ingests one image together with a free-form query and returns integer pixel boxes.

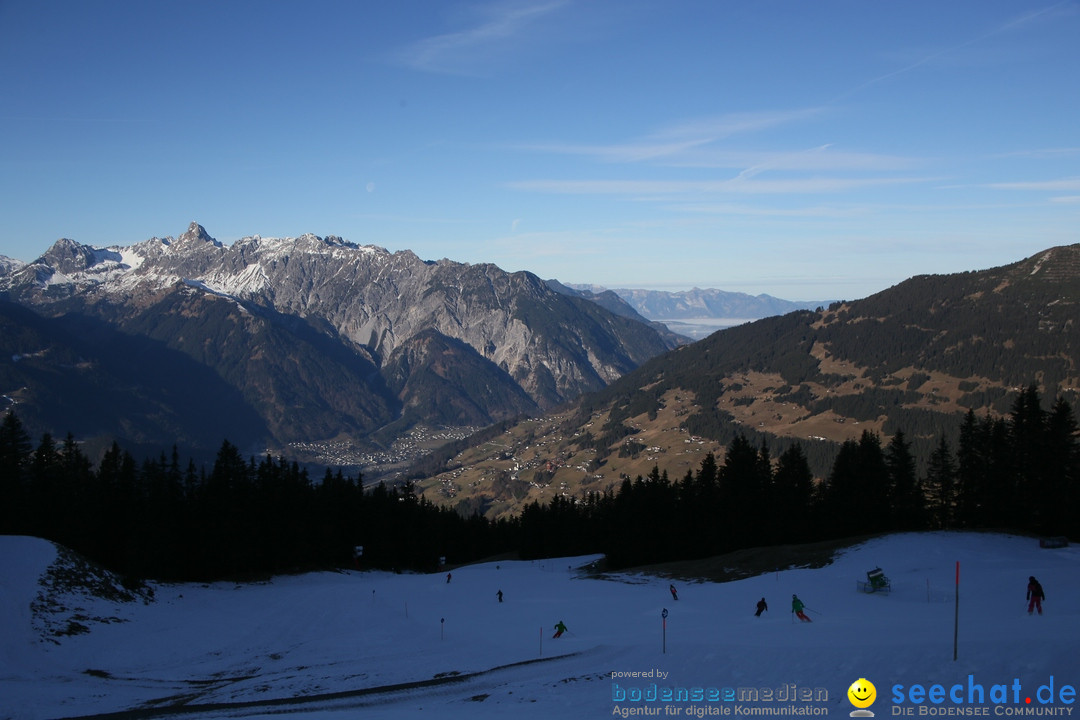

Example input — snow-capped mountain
[0,254,24,276]
[0,223,678,467]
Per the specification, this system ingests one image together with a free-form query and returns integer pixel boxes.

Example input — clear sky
[1,0,1077,300]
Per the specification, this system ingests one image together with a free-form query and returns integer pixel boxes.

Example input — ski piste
[3,532,1076,719]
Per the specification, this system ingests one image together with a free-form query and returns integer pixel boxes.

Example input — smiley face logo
[848,678,877,716]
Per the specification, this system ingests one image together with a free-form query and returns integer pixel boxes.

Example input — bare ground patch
[588,535,880,584]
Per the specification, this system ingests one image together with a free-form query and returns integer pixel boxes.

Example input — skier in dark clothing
[553,620,568,638]
[497,589,503,603]
[755,597,768,617]
[669,584,679,601]
[1027,576,1045,615]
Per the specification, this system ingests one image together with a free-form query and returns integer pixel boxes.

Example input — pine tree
[923,434,957,530]
[955,410,985,527]
[1009,384,1047,526]
[1044,396,1079,536]
[886,430,925,530]
[771,443,815,542]
[719,434,767,548]
[822,431,889,536]
[0,411,32,533]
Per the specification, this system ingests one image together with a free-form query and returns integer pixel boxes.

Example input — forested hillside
[2,382,1075,580]
[412,245,1080,516]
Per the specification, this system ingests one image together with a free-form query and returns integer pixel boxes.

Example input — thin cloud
[650,109,826,142]
[514,109,827,165]
[508,176,929,196]
[394,0,569,75]
[513,138,716,164]
[665,202,868,219]
[994,147,1080,159]
[676,147,920,173]
[988,178,1080,191]
[511,111,921,178]
[833,0,1072,102]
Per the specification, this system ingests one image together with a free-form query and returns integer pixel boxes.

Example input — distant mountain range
[408,245,1080,519]
[561,283,829,339]
[0,223,679,466]
[9,224,1072,512]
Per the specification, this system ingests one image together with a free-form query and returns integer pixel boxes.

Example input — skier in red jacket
[1027,576,1045,615]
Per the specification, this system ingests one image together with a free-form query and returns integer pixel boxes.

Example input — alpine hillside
[407,244,1080,519]
[0,223,679,467]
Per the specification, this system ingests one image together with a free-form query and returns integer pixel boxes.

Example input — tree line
[0,419,513,581]
[1,384,1076,580]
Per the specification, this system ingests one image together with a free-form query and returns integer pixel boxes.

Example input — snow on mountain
[0,255,26,276]
[1,224,677,455]
[2,532,1077,719]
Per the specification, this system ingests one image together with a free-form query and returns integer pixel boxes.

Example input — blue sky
[1,0,1077,300]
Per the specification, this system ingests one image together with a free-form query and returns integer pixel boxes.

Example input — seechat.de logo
[849,678,877,717]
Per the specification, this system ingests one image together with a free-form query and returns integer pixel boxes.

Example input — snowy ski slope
[1,531,1078,719]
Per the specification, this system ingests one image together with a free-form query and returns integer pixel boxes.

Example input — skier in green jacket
[791,594,812,622]
[553,620,568,638]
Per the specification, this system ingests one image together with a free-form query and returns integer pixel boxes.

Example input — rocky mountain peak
[0,222,681,471]
[40,238,121,275]
[176,222,220,247]
[0,255,25,277]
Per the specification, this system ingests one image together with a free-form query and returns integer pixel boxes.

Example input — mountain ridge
[407,243,1080,518]
[0,223,678,468]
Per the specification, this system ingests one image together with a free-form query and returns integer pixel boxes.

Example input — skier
[446,572,452,584]
[755,597,768,617]
[791,594,812,622]
[1027,576,1045,615]
[669,584,679,601]
[552,620,568,638]
[497,589,503,603]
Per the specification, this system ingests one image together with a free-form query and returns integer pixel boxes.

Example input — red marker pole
[953,561,960,661]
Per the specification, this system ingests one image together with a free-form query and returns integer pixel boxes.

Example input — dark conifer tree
[886,430,925,530]
[955,411,1013,528]
[821,438,861,536]
[719,434,767,548]
[1044,396,1079,536]
[0,411,32,533]
[28,433,63,539]
[858,431,891,528]
[56,433,95,555]
[822,430,889,536]
[984,415,1014,527]
[688,453,720,554]
[638,465,677,562]
[1009,384,1047,526]
[955,410,985,527]
[923,434,957,530]
[771,443,815,543]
